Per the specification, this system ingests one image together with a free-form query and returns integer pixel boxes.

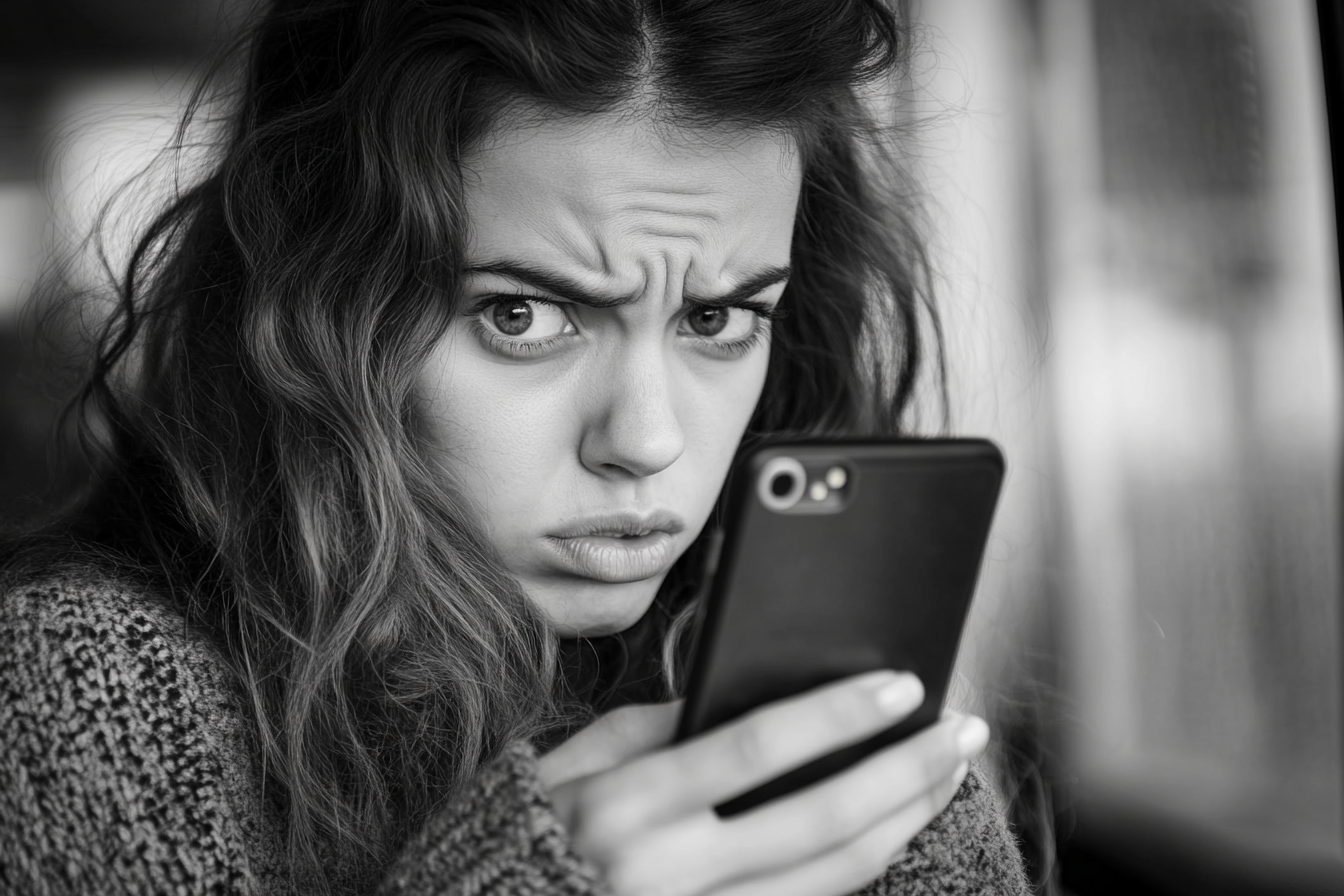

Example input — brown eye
[493,300,534,336]
[687,306,730,336]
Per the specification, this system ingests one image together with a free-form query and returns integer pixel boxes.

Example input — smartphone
[675,437,1005,816]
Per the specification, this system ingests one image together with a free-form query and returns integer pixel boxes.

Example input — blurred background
[0,1,1340,894]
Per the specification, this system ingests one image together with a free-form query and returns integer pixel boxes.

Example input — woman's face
[420,110,802,637]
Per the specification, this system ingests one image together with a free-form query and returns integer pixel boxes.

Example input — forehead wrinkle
[624,225,712,251]
[538,214,650,295]
[619,181,717,197]
[619,203,724,228]
[606,192,730,249]
[551,189,617,277]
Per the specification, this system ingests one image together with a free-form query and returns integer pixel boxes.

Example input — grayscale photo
[0,2,1340,895]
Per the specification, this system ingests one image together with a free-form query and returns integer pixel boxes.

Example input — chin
[531,577,664,638]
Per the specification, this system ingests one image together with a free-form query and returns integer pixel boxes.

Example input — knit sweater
[0,572,1030,895]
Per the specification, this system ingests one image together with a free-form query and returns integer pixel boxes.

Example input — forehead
[459,110,802,281]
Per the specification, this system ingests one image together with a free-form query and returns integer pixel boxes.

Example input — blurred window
[916,0,1342,891]
[1040,0,1342,886]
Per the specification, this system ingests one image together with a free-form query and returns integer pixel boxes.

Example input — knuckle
[568,777,610,826]
[726,713,778,771]
[808,791,867,840]
[826,685,880,734]
[920,772,958,819]
[917,739,955,788]
[609,702,658,739]
[566,780,636,859]
[602,847,679,896]
[565,816,610,867]
[599,705,638,740]
[601,855,646,896]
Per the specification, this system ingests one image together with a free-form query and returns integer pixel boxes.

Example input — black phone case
[675,437,1004,816]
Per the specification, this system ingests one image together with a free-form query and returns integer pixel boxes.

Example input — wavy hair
[8,0,942,888]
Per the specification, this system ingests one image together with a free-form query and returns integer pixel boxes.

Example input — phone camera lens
[758,457,807,511]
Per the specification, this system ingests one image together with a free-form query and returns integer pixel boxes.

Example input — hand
[537,672,989,896]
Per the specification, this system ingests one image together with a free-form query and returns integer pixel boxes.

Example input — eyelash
[700,300,778,358]
[463,295,781,360]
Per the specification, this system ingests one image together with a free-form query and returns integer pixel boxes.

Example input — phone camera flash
[808,481,829,502]
[825,466,847,490]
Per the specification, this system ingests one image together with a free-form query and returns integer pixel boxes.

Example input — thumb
[539,700,683,789]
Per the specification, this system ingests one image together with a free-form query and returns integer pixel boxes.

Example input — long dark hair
[8,0,942,887]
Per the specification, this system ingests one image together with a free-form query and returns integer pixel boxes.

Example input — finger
[712,762,971,896]
[591,751,971,896]
[707,714,987,877]
[605,671,925,823]
[538,701,683,790]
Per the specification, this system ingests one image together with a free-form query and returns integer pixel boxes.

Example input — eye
[681,305,758,341]
[481,298,574,340]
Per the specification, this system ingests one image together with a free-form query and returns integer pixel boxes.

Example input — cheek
[417,335,573,509]
[682,350,770,469]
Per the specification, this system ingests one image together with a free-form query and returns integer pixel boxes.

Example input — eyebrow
[462,261,792,307]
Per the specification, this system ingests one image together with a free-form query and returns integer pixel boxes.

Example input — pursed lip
[544,511,686,583]
[549,510,686,540]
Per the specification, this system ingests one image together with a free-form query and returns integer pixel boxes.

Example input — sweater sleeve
[0,575,609,896]
[858,762,1031,896]
[376,740,1028,896]
[0,576,278,896]
[377,741,608,896]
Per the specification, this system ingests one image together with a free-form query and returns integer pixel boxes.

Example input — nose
[579,343,686,479]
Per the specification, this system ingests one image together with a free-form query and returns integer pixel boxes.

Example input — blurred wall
[0,0,241,522]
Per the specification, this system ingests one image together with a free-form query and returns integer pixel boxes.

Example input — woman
[0,1,1029,893]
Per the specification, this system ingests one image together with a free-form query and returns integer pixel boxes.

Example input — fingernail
[955,716,990,756]
[873,673,924,716]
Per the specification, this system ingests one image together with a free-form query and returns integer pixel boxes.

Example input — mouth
[545,511,686,583]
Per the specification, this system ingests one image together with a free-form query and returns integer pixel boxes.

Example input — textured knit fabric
[0,572,1030,895]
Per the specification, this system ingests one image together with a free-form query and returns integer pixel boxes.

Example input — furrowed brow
[462,261,792,307]
[683,266,792,306]
[462,262,629,307]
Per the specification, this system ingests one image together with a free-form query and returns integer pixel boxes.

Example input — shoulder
[0,568,245,761]
[3,567,212,675]
[0,568,286,893]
